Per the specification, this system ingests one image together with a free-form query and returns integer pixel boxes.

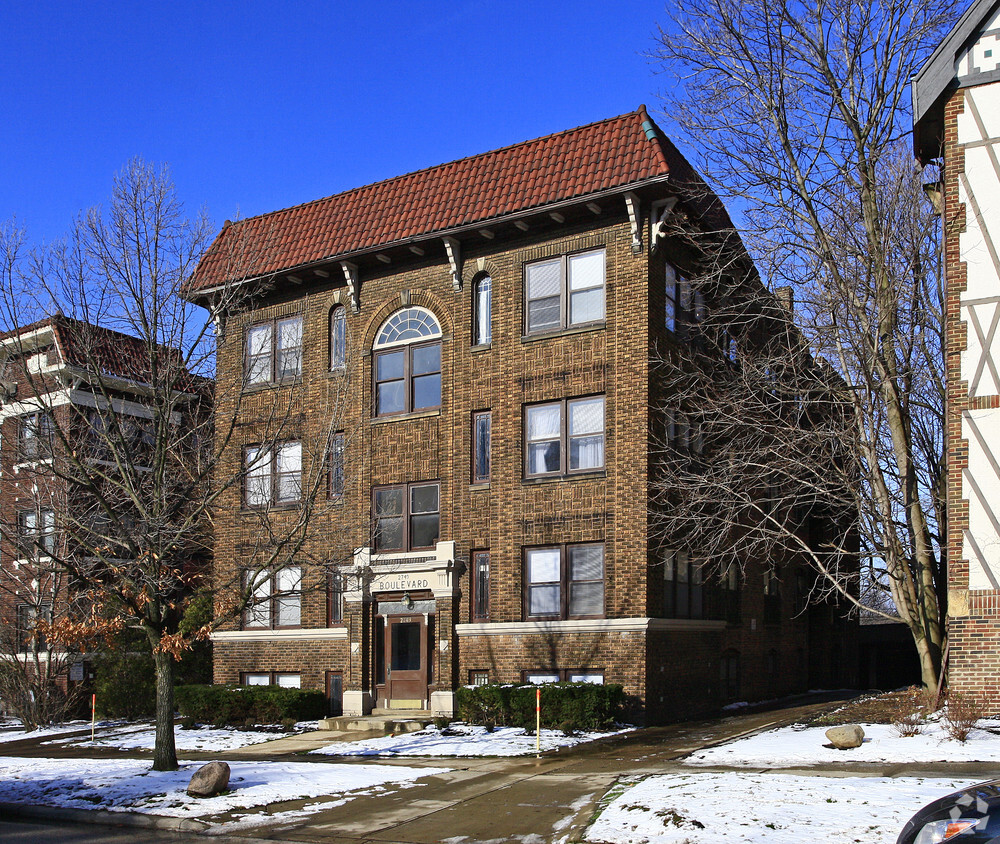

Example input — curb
[0,801,209,832]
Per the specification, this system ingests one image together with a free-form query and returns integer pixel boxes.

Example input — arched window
[373,307,442,416]
[330,306,347,371]
[473,274,492,345]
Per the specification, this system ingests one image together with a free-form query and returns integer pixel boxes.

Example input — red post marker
[535,687,541,756]
[91,693,96,742]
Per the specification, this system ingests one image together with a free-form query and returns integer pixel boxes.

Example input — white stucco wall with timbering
[957,73,1000,590]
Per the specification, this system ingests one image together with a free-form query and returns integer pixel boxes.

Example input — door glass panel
[391,622,421,671]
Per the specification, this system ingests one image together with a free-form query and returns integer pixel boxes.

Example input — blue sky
[1,1,671,244]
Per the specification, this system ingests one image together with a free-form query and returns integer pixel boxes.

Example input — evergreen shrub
[174,684,325,726]
[455,682,624,731]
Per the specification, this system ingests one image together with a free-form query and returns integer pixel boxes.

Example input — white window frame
[243,566,302,630]
[524,248,605,335]
[244,441,302,508]
[245,316,303,386]
[524,396,605,478]
[524,543,605,620]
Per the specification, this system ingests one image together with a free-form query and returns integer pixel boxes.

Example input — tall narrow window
[328,570,345,624]
[473,275,492,345]
[473,551,490,621]
[330,306,347,370]
[329,433,345,499]
[472,411,491,484]
[275,566,302,627]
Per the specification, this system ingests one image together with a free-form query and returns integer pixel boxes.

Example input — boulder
[825,724,865,749]
[187,760,231,797]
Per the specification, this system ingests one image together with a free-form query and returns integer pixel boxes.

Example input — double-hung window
[525,248,605,334]
[245,316,302,386]
[662,550,704,619]
[665,264,697,335]
[19,411,54,461]
[244,442,302,507]
[524,543,604,619]
[18,509,56,558]
[524,396,605,477]
[373,481,440,552]
[243,566,301,629]
[16,602,51,652]
[372,308,442,416]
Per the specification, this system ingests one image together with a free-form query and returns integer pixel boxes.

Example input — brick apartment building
[0,315,204,693]
[188,107,856,723]
[914,0,1000,704]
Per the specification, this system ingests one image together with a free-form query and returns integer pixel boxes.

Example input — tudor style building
[188,107,856,722]
[914,0,1000,704]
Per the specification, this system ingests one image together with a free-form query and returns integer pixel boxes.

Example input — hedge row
[174,684,326,725]
[455,682,625,731]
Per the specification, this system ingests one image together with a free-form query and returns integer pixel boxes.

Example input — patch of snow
[585,773,976,844]
[0,721,100,744]
[311,723,631,757]
[52,722,318,752]
[0,756,449,819]
[686,719,1000,766]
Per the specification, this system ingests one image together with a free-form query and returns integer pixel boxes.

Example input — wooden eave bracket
[624,192,642,254]
[443,237,462,291]
[650,196,679,254]
[340,261,360,313]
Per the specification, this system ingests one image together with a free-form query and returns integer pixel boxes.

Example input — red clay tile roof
[188,106,683,292]
[2,315,203,390]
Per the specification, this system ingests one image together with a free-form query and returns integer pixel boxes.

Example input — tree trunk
[151,648,177,771]
[913,627,943,695]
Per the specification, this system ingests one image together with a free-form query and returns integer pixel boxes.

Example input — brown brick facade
[203,114,856,723]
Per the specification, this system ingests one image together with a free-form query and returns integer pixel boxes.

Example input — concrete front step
[318,713,434,734]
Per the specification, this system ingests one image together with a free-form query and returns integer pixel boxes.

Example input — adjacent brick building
[914,0,1000,704]
[188,107,856,722]
[0,315,203,697]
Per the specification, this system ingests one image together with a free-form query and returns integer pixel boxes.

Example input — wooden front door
[385,614,427,708]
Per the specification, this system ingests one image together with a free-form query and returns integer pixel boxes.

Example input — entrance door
[385,614,427,708]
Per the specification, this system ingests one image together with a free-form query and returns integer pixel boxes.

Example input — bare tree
[0,160,352,770]
[652,0,956,691]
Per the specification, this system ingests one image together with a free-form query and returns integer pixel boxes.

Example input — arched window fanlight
[372,307,442,416]
[373,307,442,349]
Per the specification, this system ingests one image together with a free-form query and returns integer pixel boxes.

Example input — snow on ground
[48,722,320,752]
[585,772,976,844]
[686,718,1000,766]
[312,723,631,757]
[0,756,448,820]
[0,721,96,744]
